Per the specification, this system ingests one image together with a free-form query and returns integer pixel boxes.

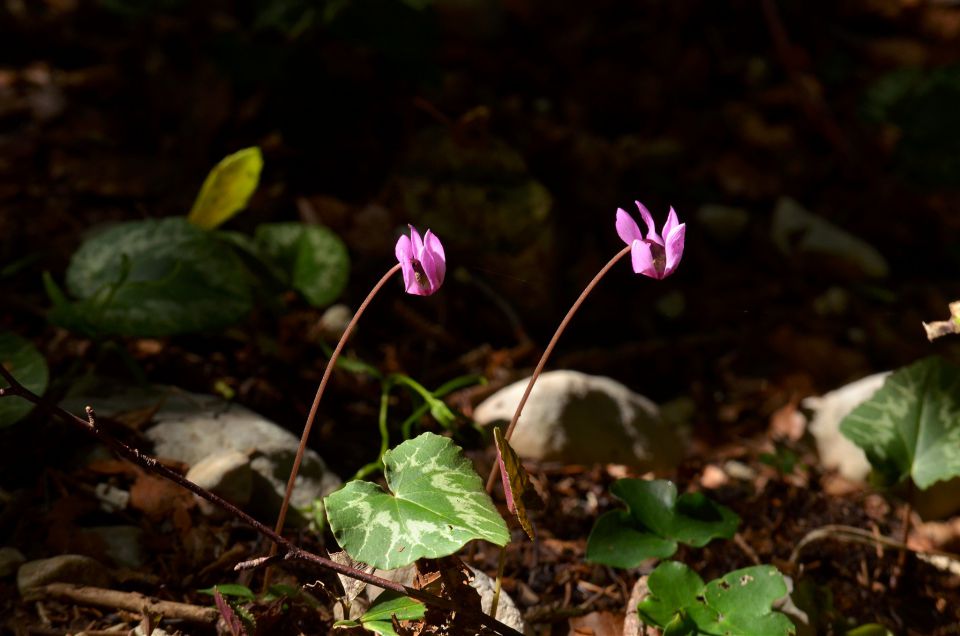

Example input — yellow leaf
[187,147,263,230]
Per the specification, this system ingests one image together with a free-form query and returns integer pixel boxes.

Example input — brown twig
[0,365,524,636]
[24,583,218,624]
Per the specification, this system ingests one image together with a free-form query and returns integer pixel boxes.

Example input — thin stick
[0,368,523,636]
[272,263,402,541]
[485,246,631,492]
[489,544,507,619]
[787,523,960,569]
[25,583,218,624]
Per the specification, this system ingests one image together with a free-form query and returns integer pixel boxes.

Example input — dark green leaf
[198,584,256,600]
[0,332,49,427]
[255,223,349,307]
[585,479,740,568]
[56,218,253,337]
[638,562,795,636]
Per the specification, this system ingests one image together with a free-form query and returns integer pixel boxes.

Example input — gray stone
[804,372,889,482]
[185,451,253,517]
[772,197,888,279]
[62,385,342,526]
[317,304,353,341]
[17,555,112,594]
[473,371,685,470]
[0,547,25,578]
[78,526,145,568]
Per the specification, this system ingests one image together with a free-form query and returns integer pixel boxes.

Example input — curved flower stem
[485,245,632,493]
[0,368,523,636]
[272,263,402,541]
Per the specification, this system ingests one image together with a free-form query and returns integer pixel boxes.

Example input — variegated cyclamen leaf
[325,433,509,570]
[840,356,960,489]
[494,426,543,541]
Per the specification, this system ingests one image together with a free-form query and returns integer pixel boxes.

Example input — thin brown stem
[0,365,523,636]
[485,245,631,492]
[272,263,402,539]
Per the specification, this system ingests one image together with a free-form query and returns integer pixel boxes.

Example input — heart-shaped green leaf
[334,590,426,636]
[325,432,509,569]
[0,332,49,427]
[840,356,960,489]
[585,479,740,569]
[187,147,263,230]
[254,223,349,307]
[50,218,253,337]
[638,562,796,636]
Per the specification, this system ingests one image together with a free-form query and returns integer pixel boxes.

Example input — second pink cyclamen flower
[615,202,685,280]
[395,225,446,296]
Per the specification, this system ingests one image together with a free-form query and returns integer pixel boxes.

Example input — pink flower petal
[661,206,679,238]
[399,259,419,294]
[616,208,643,245]
[419,247,440,294]
[408,224,424,255]
[630,240,658,278]
[395,234,412,263]
[664,223,686,276]
[424,230,445,261]
[635,201,662,244]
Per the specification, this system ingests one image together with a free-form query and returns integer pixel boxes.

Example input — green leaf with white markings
[0,332,49,427]
[325,432,509,569]
[334,591,425,636]
[187,147,263,230]
[840,356,960,489]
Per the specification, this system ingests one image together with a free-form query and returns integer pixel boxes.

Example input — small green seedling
[334,590,426,636]
[325,432,509,570]
[637,561,796,636]
[586,479,740,568]
[840,356,960,489]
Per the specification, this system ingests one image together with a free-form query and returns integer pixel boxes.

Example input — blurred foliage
[44,148,349,338]
[0,332,49,428]
[862,66,960,186]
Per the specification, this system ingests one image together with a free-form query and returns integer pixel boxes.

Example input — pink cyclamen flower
[395,225,446,296]
[615,202,685,279]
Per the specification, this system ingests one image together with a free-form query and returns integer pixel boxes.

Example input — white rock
[473,371,685,470]
[185,451,253,517]
[772,197,889,278]
[803,372,889,482]
[17,555,112,594]
[62,385,342,525]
